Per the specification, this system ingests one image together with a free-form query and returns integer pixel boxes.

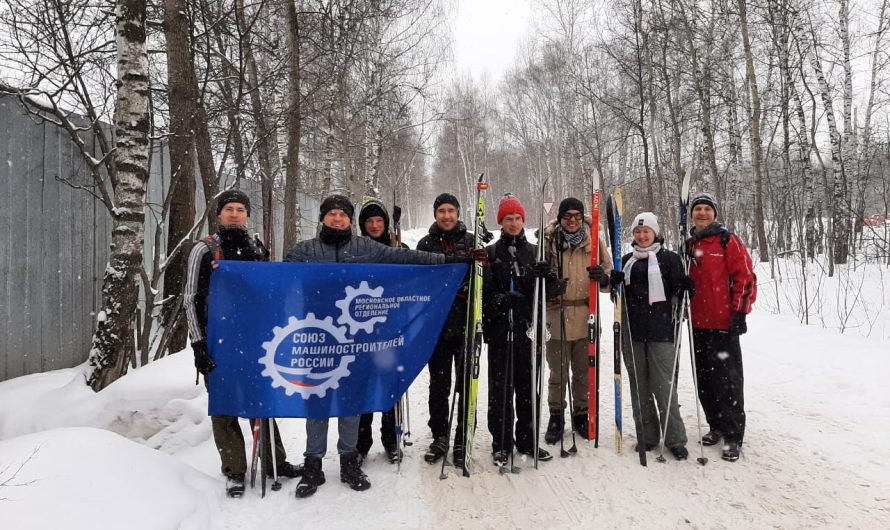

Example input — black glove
[471,248,488,267]
[609,270,625,288]
[587,265,606,282]
[528,261,550,278]
[192,340,216,375]
[678,276,695,298]
[729,312,747,335]
[502,291,526,310]
[392,205,402,224]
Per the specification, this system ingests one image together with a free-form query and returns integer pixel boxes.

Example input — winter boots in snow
[572,409,589,439]
[669,445,689,461]
[340,452,371,491]
[722,441,740,462]
[424,437,448,464]
[295,457,325,498]
[518,446,553,462]
[492,450,509,467]
[544,411,564,445]
[383,442,402,464]
[452,446,466,469]
[267,460,303,479]
[701,429,723,446]
[226,473,245,498]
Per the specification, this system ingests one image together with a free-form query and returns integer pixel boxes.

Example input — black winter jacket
[620,247,686,343]
[416,221,475,339]
[285,234,442,264]
[482,232,555,343]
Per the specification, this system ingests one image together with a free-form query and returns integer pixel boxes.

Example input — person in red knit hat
[482,193,556,466]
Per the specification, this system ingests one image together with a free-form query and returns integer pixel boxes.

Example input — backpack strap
[201,234,222,261]
[721,230,731,250]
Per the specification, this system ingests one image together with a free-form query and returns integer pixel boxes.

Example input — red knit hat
[497,193,526,224]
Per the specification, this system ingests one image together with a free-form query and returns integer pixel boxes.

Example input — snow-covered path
[2,301,888,529]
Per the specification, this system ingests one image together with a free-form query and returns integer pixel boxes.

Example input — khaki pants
[546,338,588,412]
[211,416,289,477]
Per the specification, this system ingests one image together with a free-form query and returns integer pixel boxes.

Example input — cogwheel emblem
[259,313,354,398]
[334,281,387,335]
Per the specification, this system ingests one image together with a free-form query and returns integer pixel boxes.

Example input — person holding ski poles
[542,197,613,444]
[608,212,693,460]
[285,194,475,497]
[482,194,556,467]
[417,192,482,468]
[356,197,407,464]
[686,193,757,462]
[183,189,302,498]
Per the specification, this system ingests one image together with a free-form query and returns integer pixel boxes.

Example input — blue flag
[206,261,466,419]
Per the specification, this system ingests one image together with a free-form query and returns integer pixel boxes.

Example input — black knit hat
[558,197,584,219]
[216,189,251,216]
[433,193,460,214]
[319,194,355,222]
[690,192,718,217]
[358,199,390,237]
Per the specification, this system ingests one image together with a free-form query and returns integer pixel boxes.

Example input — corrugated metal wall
[1,96,322,382]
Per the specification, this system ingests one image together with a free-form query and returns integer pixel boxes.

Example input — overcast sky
[451,0,532,82]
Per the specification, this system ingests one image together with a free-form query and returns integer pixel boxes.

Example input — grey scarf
[558,224,586,247]
[622,242,666,305]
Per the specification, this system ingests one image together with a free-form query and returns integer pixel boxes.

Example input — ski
[462,173,488,477]
[528,178,549,468]
[587,181,601,446]
[607,188,624,455]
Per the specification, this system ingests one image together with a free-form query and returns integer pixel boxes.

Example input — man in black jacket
[416,193,477,467]
[285,194,475,498]
[183,189,301,498]
[483,194,555,466]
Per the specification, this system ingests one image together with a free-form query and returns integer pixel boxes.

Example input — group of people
[184,186,756,499]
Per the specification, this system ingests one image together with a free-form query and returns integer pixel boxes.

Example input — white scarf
[622,242,666,305]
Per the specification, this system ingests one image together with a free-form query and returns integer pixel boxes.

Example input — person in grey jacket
[284,194,470,498]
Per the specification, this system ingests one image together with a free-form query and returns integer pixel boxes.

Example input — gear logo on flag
[334,281,387,335]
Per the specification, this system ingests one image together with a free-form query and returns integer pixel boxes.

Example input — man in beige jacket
[542,197,612,444]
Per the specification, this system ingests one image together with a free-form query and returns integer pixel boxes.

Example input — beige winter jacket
[543,216,613,341]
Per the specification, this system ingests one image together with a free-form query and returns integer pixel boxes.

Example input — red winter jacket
[687,224,757,330]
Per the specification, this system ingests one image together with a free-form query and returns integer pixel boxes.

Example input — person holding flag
[284,194,479,498]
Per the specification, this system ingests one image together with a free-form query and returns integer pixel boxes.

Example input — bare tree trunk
[283,0,303,251]
[161,0,197,353]
[738,0,770,262]
[85,0,150,391]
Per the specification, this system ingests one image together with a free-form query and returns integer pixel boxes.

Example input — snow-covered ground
[1,229,888,528]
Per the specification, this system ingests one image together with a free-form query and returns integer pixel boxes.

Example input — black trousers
[487,333,535,453]
[693,329,746,444]
[427,334,467,446]
[357,407,397,454]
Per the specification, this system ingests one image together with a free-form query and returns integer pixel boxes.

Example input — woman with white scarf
[609,212,694,460]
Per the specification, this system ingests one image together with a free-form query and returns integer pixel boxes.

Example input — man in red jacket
[687,193,756,462]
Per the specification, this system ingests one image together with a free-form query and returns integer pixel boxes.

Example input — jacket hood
[358,198,391,242]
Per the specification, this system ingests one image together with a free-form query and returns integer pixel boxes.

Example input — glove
[502,291,526,310]
[729,312,747,335]
[587,265,607,282]
[392,205,402,224]
[678,276,695,298]
[528,261,550,278]
[609,270,625,288]
[192,340,216,375]
[471,248,488,267]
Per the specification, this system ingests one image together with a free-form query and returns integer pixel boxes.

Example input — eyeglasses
[561,213,583,221]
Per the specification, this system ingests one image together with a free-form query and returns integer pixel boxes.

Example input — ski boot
[384,442,402,464]
[492,450,509,467]
[721,442,740,462]
[294,457,325,498]
[423,437,448,464]
[340,452,371,491]
[701,429,723,447]
[226,473,245,498]
[669,445,689,461]
[544,410,564,445]
[267,460,303,479]
[572,409,589,439]
[518,446,553,462]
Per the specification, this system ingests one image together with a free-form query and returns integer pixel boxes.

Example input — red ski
[587,190,601,445]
